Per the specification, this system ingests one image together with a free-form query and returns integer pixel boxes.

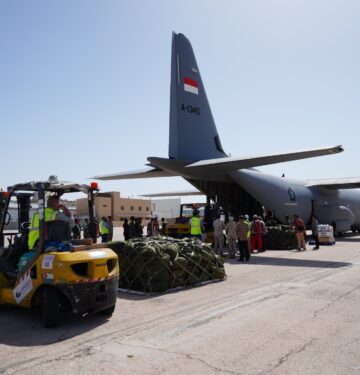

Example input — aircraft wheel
[42,288,61,328]
[99,304,116,316]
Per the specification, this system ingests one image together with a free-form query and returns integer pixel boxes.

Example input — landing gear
[351,224,360,234]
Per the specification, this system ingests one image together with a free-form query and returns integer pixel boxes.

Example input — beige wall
[95,196,112,218]
[76,196,111,218]
[76,198,88,216]
[111,192,121,219]
[116,197,151,220]
[75,192,151,222]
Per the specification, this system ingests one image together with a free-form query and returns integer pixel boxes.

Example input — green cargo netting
[264,228,298,250]
[108,237,227,293]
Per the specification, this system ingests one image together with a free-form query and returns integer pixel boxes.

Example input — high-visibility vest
[245,220,251,238]
[190,216,202,235]
[100,220,109,235]
[28,208,57,250]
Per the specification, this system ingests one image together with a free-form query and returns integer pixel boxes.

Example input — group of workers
[123,216,167,240]
[212,214,266,261]
[122,217,144,240]
[28,196,320,256]
[146,217,168,237]
[191,209,321,261]
[71,216,113,243]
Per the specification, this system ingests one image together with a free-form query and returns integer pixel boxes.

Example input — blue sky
[0,0,359,201]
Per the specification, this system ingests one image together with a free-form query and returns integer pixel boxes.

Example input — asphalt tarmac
[1,236,360,374]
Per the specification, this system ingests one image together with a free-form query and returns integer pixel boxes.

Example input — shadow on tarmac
[118,291,163,301]
[118,278,223,301]
[224,255,351,269]
[333,233,360,241]
[0,305,111,347]
[335,237,360,243]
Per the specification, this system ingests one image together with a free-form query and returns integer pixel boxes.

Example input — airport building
[76,191,151,224]
[151,198,181,219]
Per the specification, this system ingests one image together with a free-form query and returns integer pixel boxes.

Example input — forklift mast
[34,183,46,259]
[0,192,8,247]
[16,194,31,233]
[87,182,99,244]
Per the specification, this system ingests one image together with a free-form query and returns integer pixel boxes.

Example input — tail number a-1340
[181,104,200,115]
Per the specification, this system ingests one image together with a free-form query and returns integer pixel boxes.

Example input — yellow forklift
[0,180,119,327]
[165,200,218,243]
[165,203,204,238]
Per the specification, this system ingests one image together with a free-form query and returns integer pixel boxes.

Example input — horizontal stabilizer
[140,190,203,198]
[307,177,360,189]
[93,168,176,181]
[186,145,343,171]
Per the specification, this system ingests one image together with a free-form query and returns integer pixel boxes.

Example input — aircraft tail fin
[169,32,227,162]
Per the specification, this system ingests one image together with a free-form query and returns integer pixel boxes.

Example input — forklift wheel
[99,304,116,316]
[42,288,61,328]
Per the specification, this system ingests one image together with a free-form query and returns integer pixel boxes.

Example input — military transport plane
[94,32,360,233]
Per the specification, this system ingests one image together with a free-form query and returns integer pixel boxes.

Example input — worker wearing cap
[225,216,238,259]
[213,214,225,256]
[237,215,251,261]
[244,214,251,250]
[293,214,307,251]
[250,215,263,253]
[190,210,202,240]
[28,196,71,251]
[151,216,160,237]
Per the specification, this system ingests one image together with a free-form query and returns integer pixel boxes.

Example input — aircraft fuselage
[232,169,360,231]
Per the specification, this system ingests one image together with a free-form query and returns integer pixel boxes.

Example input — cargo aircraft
[94,32,360,232]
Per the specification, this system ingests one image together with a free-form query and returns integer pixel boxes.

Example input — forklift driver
[28,196,71,250]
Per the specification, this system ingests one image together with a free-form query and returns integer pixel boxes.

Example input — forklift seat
[46,220,72,243]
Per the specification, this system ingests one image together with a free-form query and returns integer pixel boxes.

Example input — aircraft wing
[186,145,343,171]
[140,190,203,197]
[306,177,360,189]
[93,167,176,181]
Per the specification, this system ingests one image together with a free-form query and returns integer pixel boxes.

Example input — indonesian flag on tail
[184,77,199,95]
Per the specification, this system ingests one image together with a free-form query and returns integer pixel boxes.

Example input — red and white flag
[184,77,199,95]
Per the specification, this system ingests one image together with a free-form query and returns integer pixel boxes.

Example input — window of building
[139,207,142,211]
[146,207,149,211]
[120,205,124,210]
[130,206,134,211]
